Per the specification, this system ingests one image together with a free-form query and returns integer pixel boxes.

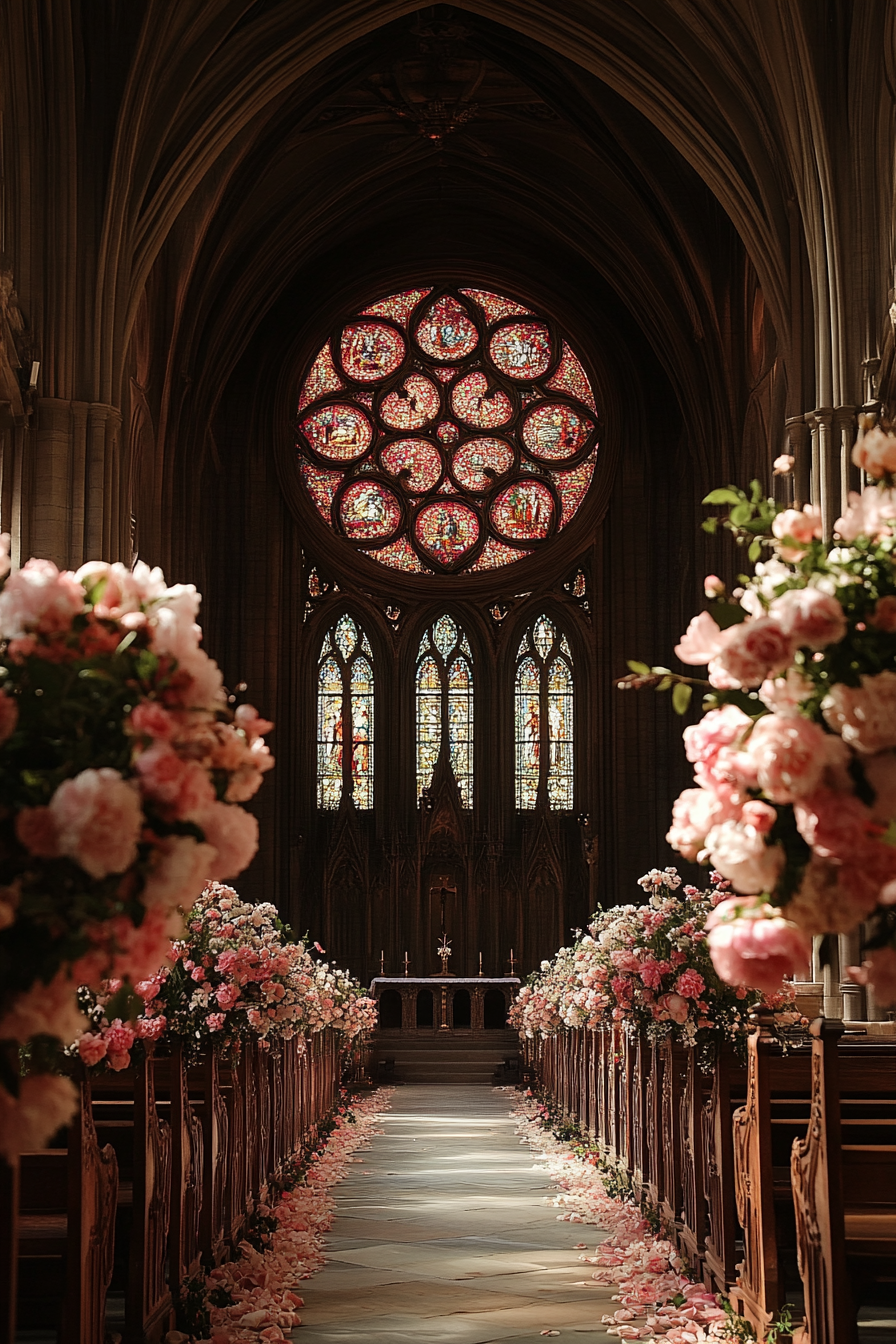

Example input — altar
[370,976,521,1033]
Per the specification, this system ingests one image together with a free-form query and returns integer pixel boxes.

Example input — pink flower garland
[512,1094,747,1343]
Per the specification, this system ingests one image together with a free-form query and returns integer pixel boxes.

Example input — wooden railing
[525,1018,895,1343]
[2,1031,345,1343]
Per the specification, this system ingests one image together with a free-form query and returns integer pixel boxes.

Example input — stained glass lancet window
[416,615,474,806]
[514,616,574,810]
[317,615,374,809]
[296,285,599,575]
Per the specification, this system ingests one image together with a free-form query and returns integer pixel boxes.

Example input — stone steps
[371,1031,520,1085]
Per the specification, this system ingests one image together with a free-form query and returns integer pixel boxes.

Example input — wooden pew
[791,1019,896,1344]
[701,1047,746,1296]
[659,1037,686,1232]
[678,1048,710,1278]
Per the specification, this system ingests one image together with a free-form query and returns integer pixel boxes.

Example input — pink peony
[768,587,847,650]
[199,801,259,879]
[793,788,876,860]
[77,1032,108,1066]
[704,819,786,894]
[771,505,822,560]
[0,690,17,744]
[847,946,896,1007]
[0,558,84,638]
[706,897,810,993]
[134,742,215,821]
[747,713,842,802]
[822,671,896,754]
[709,616,794,689]
[851,426,896,479]
[48,767,143,879]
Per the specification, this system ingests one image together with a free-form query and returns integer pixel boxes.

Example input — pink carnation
[656,992,689,1024]
[771,505,822,560]
[674,969,705,999]
[683,704,751,769]
[793,788,876,860]
[0,558,84,638]
[666,783,743,861]
[77,1032,108,1067]
[206,1013,226,1032]
[706,897,810,993]
[822,671,896,754]
[748,713,841,802]
[128,700,176,741]
[134,1015,167,1040]
[768,587,847,650]
[215,983,241,1010]
[49,767,143,879]
[134,742,215,822]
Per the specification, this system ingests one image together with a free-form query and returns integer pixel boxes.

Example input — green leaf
[729,502,753,526]
[701,517,718,534]
[749,478,763,503]
[672,682,693,714]
[650,666,670,675]
[709,600,747,630]
[115,629,138,656]
[748,538,762,562]
[657,676,672,691]
[702,488,742,505]
[626,660,651,675]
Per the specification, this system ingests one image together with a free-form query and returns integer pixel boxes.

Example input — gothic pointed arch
[316,612,375,810]
[416,613,474,808]
[514,612,574,811]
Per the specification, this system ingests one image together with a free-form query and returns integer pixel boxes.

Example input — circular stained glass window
[296,285,599,574]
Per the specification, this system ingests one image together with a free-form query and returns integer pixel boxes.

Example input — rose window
[296,286,599,574]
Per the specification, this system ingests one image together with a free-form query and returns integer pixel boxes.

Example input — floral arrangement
[620,434,896,1006]
[510,868,799,1056]
[0,543,274,1157]
[72,882,377,1073]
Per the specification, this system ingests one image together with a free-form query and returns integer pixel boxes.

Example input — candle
[478,951,483,976]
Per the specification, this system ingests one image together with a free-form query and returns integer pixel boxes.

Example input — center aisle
[292,1085,616,1343]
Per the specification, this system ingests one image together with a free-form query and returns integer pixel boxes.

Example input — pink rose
[198,802,259,880]
[674,611,727,665]
[740,800,776,833]
[710,617,794,689]
[823,671,896,754]
[107,1051,131,1072]
[206,1013,226,1032]
[758,667,814,716]
[134,1015,166,1040]
[666,784,743,861]
[141,834,215,911]
[768,587,847,650]
[771,505,822,560]
[15,805,60,858]
[216,983,241,1010]
[748,714,841,802]
[48,768,142,879]
[851,426,896,479]
[134,743,215,822]
[683,704,751,769]
[104,1020,135,1055]
[706,897,810,994]
[0,558,84,638]
[657,992,689,1024]
[704,819,786,894]
[234,703,274,744]
[0,967,87,1045]
[793,788,876,860]
[128,701,176,741]
[0,690,17,745]
[835,486,896,542]
[847,946,896,1007]
[77,1032,109,1066]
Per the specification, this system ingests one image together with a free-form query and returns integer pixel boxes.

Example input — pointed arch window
[416,615,474,807]
[317,615,374,809]
[514,615,574,810]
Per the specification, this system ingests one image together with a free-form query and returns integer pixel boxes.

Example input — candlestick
[403,952,409,977]
[478,951,483,976]
[509,947,516,976]
[380,949,384,976]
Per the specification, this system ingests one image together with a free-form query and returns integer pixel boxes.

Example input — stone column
[807,407,835,538]
[838,930,865,1021]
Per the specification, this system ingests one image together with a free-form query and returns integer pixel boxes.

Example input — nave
[296,1086,616,1344]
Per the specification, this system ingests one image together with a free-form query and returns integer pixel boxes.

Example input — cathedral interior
[4,5,896,1344]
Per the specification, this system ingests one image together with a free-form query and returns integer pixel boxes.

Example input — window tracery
[296,285,599,576]
[317,615,374,809]
[514,615,574,810]
[415,615,474,806]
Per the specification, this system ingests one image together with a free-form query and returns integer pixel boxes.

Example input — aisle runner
[511,1093,746,1343]
[178,1088,394,1344]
